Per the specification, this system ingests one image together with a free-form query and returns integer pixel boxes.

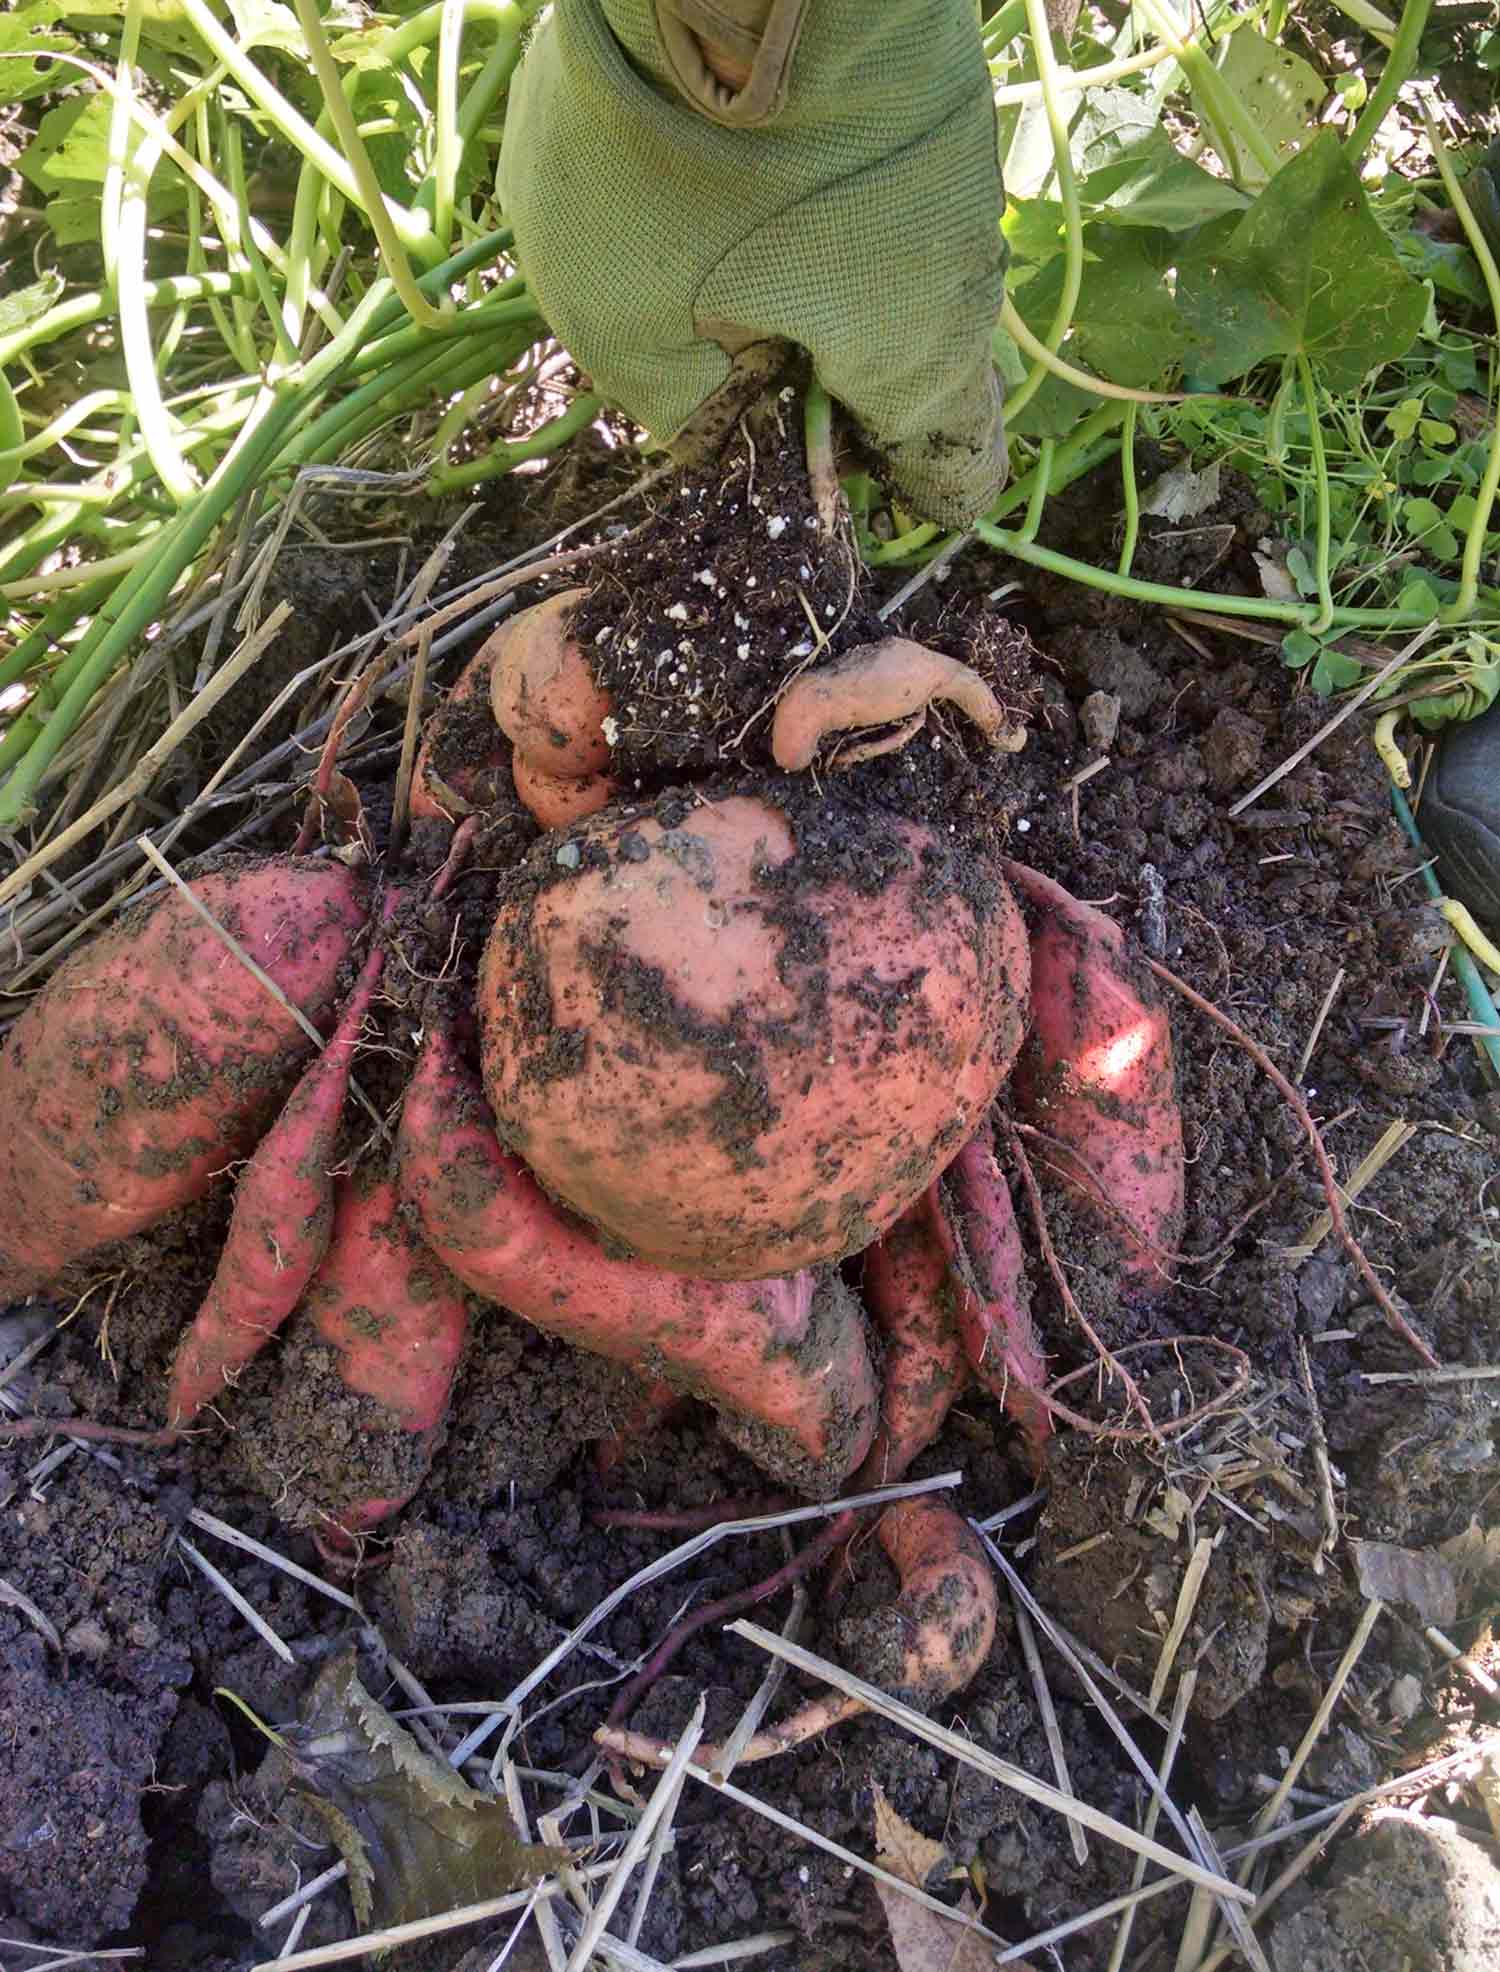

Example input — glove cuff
[655,0,811,124]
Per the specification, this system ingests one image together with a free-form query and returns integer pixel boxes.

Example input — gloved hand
[499,0,1008,527]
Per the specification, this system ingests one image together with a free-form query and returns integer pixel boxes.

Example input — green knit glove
[499,0,1008,526]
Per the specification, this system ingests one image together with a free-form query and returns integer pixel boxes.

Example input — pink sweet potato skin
[166,945,385,1427]
[1003,859,1183,1286]
[479,795,1030,1279]
[0,861,369,1296]
[844,1497,998,1705]
[946,1134,1050,1470]
[303,1173,470,1539]
[857,1187,967,1487]
[398,1021,877,1499]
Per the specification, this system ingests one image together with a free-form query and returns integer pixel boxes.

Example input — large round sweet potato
[0,859,369,1295]
[478,793,1028,1278]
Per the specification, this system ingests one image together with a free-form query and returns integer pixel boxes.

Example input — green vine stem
[1294,354,1335,633]
[974,518,1437,631]
[290,0,449,326]
[1117,401,1140,577]
[1006,0,1085,423]
[1132,0,1278,184]
[1345,0,1433,163]
[1017,438,1054,544]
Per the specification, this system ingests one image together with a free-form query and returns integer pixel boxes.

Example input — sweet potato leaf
[1175,134,1427,391]
[1205,29,1325,188]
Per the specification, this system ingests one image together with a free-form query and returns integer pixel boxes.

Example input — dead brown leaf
[1350,1539,1459,1627]
[871,1784,1029,1972]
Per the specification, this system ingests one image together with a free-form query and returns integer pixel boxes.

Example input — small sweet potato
[596,1495,998,1771]
[857,1186,967,1487]
[489,587,611,777]
[166,944,385,1427]
[771,636,1025,771]
[1004,859,1184,1285]
[0,860,369,1297]
[842,1496,998,1706]
[511,753,617,831]
[398,1019,877,1498]
[303,1171,470,1541]
[479,794,1030,1278]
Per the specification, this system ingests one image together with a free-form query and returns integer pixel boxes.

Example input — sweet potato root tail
[856,1186,967,1487]
[166,944,386,1427]
[947,1133,1051,1471]
[1003,858,1184,1287]
[399,1020,876,1497]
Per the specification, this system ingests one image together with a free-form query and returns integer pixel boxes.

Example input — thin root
[1144,958,1440,1368]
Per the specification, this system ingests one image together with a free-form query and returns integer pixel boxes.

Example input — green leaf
[1015,226,1187,388]
[1403,496,1444,533]
[1204,29,1326,188]
[1418,419,1456,448]
[1332,72,1368,111]
[18,95,113,191]
[1312,647,1364,693]
[1282,627,1322,668]
[0,272,65,341]
[1397,576,1442,620]
[1003,198,1068,268]
[1175,134,1428,390]
[1394,231,1490,307]
[285,1651,565,1931]
[1061,88,1250,233]
[0,2,75,100]
[1386,397,1423,440]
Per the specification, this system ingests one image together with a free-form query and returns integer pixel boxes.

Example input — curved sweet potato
[1004,859,1183,1287]
[843,1496,998,1706]
[398,1020,877,1498]
[0,860,369,1297]
[771,637,1026,771]
[479,794,1030,1278]
[303,1172,470,1542]
[166,944,386,1427]
[946,1133,1051,1470]
[856,1186,967,1487]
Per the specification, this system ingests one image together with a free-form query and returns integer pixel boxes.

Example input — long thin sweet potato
[1004,858,1184,1286]
[0,860,369,1297]
[856,1186,967,1487]
[398,1019,877,1498]
[166,945,385,1427]
[946,1132,1051,1470]
[302,1172,470,1541]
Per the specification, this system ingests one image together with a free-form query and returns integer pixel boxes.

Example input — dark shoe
[1422,697,1500,931]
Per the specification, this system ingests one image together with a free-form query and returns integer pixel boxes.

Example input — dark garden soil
[3,411,1498,1972]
